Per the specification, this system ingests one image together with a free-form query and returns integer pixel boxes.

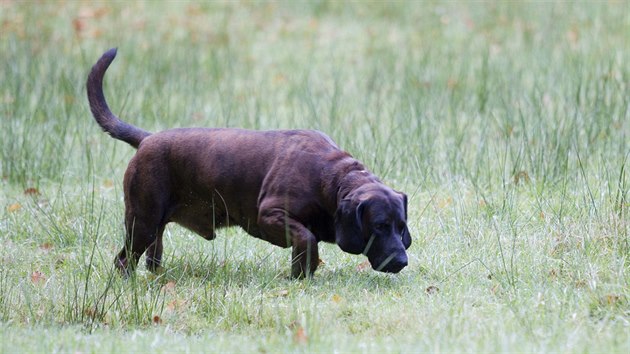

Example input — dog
[87,48,411,278]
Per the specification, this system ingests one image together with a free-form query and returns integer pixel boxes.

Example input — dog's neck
[326,163,380,210]
[336,170,375,199]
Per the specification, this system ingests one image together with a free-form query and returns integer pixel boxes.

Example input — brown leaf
[30,271,46,284]
[574,279,586,288]
[78,6,109,19]
[162,280,176,294]
[294,326,308,345]
[166,299,186,311]
[186,4,204,16]
[436,196,452,209]
[152,315,162,325]
[84,307,97,319]
[72,18,86,33]
[513,171,530,185]
[605,294,622,305]
[275,289,289,297]
[273,73,288,85]
[24,187,40,196]
[39,243,53,251]
[425,285,439,295]
[7,203,22,212]
[356,260,371,272]
[566,29,579,45]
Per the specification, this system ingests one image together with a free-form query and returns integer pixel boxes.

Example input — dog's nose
[376,254,408,273]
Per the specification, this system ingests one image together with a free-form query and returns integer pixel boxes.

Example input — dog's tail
[87,48,151,149]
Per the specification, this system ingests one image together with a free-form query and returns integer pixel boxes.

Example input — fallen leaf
[72,18,86,33]
[464,17,475,30]
[436,196,452,209]
[78,6,109,19]
[566,29,579,45]
[162,280,176,294]
[331,294,342,303]
[24,187,40,196]
[425,285,439,295]
[514,171,530,185]
[605,294,622,305]
[31,271,46,284]
[7,203,22,212]
[273,73,287,85]
[39,243,53,251]
[356,260,371,272]
[308,18,318,30]
[84,307,97,319]
[186,4,204,16]
[166,299,186,311]
[152,315,162,325]
[294,326,308,345]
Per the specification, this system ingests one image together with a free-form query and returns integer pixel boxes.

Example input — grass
[0,1,628,352]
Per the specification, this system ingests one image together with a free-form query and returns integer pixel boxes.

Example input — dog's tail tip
[101,47,118,63]
[88,47,150,149]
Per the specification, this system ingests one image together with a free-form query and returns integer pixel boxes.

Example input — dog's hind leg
[115,210,167,276]
[144,224,166,272]
[115,158,170,276]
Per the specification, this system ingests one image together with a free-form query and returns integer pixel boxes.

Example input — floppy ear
[400,193,412,249]
[335,198,367,254]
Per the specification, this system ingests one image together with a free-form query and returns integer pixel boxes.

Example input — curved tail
[87,48,151,148]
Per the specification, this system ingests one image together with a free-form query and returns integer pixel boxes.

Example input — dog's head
[334,184,411,273]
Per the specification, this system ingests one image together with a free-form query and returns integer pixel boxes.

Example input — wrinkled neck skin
[337,169,381,202]
[322,159,382,213]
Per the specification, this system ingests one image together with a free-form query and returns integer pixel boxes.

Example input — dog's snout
[386,256,408,273]
[373,253,408,273]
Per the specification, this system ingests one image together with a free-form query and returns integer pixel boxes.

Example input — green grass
[1,1,628,352]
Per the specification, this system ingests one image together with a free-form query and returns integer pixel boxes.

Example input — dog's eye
[375,223,389,231]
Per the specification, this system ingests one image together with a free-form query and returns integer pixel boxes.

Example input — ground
[0,1,628,352]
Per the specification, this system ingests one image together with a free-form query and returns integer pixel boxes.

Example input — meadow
[0,1,628,352]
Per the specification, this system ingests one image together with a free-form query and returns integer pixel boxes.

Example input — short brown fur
[87,48,411,278]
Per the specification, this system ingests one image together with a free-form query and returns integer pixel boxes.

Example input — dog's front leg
[258,207,319,278]
[290,231,319,279]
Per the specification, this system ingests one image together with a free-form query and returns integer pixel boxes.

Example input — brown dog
[87,48,411,278]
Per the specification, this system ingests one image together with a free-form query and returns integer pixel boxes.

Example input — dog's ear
[399,193,412,249]
[335,198,367,254]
